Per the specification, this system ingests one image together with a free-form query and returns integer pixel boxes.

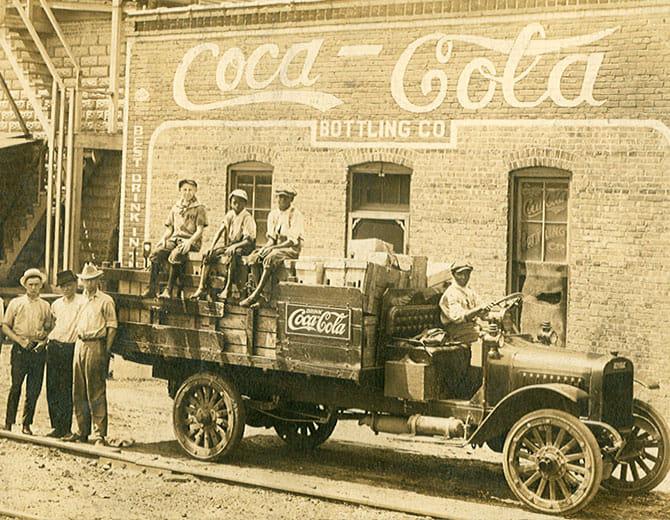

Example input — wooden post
[108,0,123,133]
[52,87,66,277]
[45,79,57,283]
[63,88,75,269]
[71,89,82,271]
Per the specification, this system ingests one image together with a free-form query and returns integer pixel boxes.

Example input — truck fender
[467,384,589,447]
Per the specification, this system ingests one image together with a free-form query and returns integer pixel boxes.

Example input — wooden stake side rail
[103,265,408,381]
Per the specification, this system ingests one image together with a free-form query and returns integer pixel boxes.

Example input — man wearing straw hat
[190,188,256,302]
[63,263,117,446]
[2,268,52,434]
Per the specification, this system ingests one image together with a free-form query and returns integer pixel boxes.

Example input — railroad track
[0,430,562,520]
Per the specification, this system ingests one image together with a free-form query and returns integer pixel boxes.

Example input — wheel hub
[536,446,566,479]
[195,407,214,426]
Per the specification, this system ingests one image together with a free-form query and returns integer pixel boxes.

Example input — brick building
[118,0,670,415]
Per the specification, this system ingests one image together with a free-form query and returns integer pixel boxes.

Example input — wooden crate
[276,283,377,378]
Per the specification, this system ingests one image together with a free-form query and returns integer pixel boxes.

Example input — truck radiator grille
[601,370,633,428]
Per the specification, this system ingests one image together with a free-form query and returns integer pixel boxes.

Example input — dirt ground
[1,350,669,520]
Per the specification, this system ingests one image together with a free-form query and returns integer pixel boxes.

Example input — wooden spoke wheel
[274,404,338,450]
[173,372,245,461]
[503,409,603,515]
[602,399,670,494]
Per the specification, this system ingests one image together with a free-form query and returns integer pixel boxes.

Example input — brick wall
[0,14,127,134]
[123,1,670,416]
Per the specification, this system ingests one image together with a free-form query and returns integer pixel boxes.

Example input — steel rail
[0,430,561,520]
[0,507,48,520]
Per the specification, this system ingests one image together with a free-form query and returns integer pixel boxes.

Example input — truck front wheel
[602,399,670,494]
[173,372,246,461]
[503,409,602,515]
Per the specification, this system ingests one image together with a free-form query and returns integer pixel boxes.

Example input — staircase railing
[8,0,81,283]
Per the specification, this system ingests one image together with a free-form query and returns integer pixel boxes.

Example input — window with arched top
[228,161,273,242]
[347,161,412,254]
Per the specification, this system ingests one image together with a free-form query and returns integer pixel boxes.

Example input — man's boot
[141,262,160,298]
[239,267,271,307]
[159,263,178,299]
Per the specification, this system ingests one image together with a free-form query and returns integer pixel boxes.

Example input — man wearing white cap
[63,263,117,446]
[240,186,304,306]
[2,268,52,434]
[191,189,256,301]
[439,261,492,345]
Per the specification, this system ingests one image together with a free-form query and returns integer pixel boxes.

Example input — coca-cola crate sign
[285,303,352,341]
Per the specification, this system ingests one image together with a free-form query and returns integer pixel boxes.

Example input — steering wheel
[487,292,524,313]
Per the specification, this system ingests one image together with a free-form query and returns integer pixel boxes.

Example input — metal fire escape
[0,0,125,285]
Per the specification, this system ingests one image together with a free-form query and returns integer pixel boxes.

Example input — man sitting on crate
[190,189,256,302]
[239,186,304,307]
[142,178,208,299]
[439,261,493,345]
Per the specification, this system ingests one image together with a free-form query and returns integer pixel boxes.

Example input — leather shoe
[21,425,33,435]
[93,437,107,447]
[1,423,11,431]
[62,433,88,443]
[46,429,62,438]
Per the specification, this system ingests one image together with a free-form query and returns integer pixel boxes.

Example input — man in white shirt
[191,189,256,302]
[439,261,492,344]
[2,268,52,434]
[45,270,86,438]
[63,264,117,446]
[240,186,304,307]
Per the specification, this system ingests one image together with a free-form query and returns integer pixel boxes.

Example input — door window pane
[545,223,567,262]
[520,222,543,261]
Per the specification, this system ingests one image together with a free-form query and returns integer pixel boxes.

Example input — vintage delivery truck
[103,257,670,516]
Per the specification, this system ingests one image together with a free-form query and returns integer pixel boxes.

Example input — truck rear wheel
[173,372,245,461]
[503,409,602,515]
[274,403,337,450]
[602,399,670,494]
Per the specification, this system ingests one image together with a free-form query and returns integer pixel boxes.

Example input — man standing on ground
[45,270,86,438]
[63,264,117,446]
[2,268,52,434]
[142,179,208,299]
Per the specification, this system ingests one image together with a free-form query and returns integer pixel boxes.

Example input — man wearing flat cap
[45,270,86,438]
[439,261,492,345]
[240,185,304,306]
[63,263,117,446]
[2,268,52,434]
[142,178,208,299]
[191,189,256,301]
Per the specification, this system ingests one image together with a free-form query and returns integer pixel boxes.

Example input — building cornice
[129,0,670,34]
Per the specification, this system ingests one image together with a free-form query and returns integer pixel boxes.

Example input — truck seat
[386,304,443,339]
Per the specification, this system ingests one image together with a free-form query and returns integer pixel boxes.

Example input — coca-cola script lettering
[173,23,618,114]
[285,304,351,340]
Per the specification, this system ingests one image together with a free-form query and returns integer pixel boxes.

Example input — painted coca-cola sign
[285,303,351,341]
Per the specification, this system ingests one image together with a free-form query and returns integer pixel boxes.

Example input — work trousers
[46,340,75,434]
[72,339,108,439]
[5,344,46,427]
